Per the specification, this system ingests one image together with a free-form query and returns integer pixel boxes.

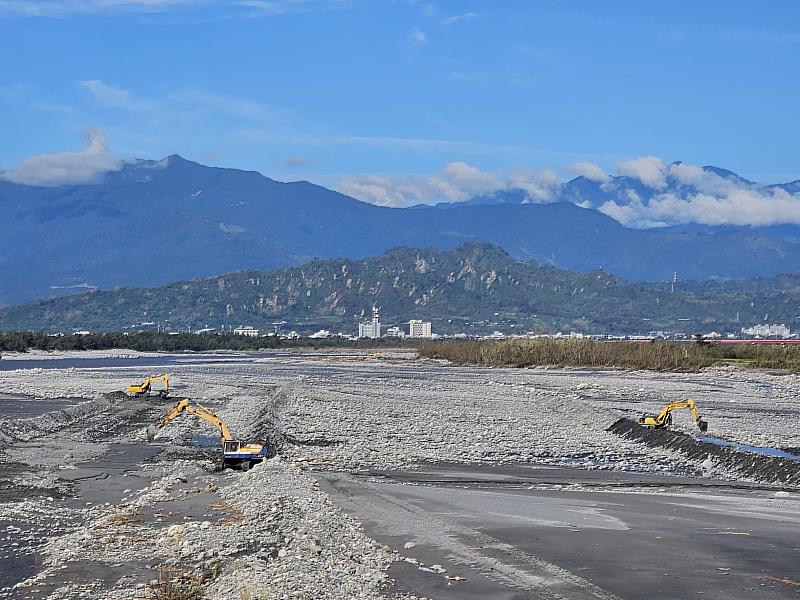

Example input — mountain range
[449,162,800,217]
[3,155,800,307]
[2,243,799,335]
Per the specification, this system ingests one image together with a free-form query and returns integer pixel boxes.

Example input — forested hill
[2,243,799,335]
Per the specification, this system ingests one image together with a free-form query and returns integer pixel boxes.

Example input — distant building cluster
[741,324,792,339]
[358,307,382,339]
[356,308,433,339]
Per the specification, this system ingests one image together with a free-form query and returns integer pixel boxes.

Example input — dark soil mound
[608,418,800,488]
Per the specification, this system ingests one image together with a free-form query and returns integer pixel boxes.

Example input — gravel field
[0,351,798,598]
[0,351,163,362]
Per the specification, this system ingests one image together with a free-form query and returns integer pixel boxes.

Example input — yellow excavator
[146,398,269,470]
[128,375,170,398]
[639,398,708,432]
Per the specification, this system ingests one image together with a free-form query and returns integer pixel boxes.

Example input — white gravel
[1,352,799,598]
[0,349,162,361]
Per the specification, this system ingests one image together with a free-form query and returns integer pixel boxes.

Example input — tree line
[0,331,412,353]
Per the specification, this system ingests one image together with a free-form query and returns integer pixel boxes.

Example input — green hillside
[1,243,798,335]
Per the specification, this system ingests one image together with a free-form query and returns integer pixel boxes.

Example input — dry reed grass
[418,339,800,371]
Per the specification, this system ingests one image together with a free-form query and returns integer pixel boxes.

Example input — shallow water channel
[698,435,800,462]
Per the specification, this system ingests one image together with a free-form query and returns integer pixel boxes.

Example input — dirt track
[0,351,798,599]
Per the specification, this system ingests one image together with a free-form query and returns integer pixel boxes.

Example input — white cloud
[599,182,800,228]
[338,175,427,208]
[597,200,669,229]
[601,157,799,227]
[410,26,427,45]
[0,128,122,186]
[339,162,500,208]
[339,156,800,227]
[82,80,157,110]
[569,161,610,183]
[507,168,562,202]
[617,156,667,189]
[597,160,800,228]
[338,163,563,208]
[666,162,743,196]
[667,162,706,186]
[441,161,500,195]
[442,11,476,25]
[624,188,641,203]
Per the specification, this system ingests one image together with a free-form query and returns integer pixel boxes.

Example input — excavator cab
[223,440,241,454]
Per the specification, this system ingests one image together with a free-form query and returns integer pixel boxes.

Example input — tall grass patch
[418,339,800,371]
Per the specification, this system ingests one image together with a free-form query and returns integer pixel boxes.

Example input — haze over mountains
[3,154,800,307]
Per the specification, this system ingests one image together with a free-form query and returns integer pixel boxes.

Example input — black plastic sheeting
[608,418,800,488]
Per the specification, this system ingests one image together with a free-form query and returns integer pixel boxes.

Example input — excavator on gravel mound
[146,398,269,470]
[639,398,709,432]
[127,375,170,398]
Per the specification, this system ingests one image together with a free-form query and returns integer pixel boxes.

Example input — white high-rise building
[358,307,382,338]
[408,320,432,338]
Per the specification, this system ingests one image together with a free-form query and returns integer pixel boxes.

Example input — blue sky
[1,0,799,207]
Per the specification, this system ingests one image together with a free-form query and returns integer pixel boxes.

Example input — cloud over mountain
[569,161,610,183]
[590,160,800,227]
[340,155,800,228]
[337,161,500,207]
[3,130,800,229]
[338,163,562,208]
[616,156,668,190]
[0,128,122,186]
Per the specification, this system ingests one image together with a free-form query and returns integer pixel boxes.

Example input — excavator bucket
[697,419,709,432]
[146,425,158,442]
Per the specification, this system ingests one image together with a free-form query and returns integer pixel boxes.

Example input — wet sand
[321,464,800,600]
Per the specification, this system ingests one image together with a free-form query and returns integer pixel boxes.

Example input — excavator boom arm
[146,397,268,470]
[147,398,234,442]
[641,398,708,431]
[157,398,190,427]
[656,401,683,424]
[185,403,234,441]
